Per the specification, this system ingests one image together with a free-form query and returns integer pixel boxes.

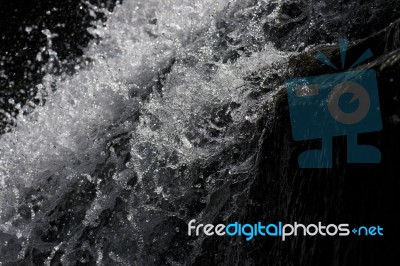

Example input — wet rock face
[195,17,400,266]
[263,0,400,51]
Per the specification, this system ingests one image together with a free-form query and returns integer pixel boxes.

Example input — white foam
[0,0,290,263]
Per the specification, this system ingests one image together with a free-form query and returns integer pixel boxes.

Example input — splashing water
[0,0,290,264]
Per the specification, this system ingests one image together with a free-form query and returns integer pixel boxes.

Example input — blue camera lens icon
[286,70,382,168]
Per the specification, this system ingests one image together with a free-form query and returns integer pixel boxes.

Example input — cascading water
[2,0,400,265]
[0,0,290,264]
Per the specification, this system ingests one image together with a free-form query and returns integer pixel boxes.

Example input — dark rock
[195,16,400,266]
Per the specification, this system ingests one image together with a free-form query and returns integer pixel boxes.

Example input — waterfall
[0,0,290,264]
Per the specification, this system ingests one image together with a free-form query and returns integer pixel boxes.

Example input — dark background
[0,0,117,132]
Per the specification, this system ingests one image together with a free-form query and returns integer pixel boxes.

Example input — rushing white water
[0,0,289,264]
